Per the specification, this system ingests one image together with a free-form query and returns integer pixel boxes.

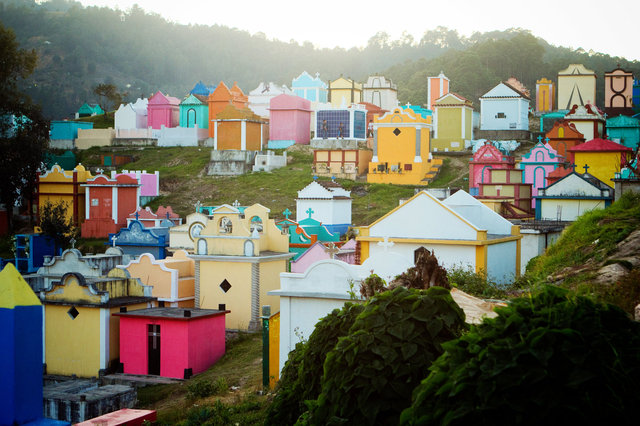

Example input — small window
[250,216,263,233]
[404,164,412,171]
[393,128,401,136]
[219,216,232,234]
[495,112,506,119]
[67,306,79,320]
[220,279,232,293]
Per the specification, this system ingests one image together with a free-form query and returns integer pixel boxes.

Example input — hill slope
[525,191,640,314]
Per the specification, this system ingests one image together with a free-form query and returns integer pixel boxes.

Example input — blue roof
[292,71,327,89]
[190,81,215,96]
[402,104,432,118]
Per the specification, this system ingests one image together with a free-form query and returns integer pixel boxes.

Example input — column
[414,127,422,163]
[372,128,378,162]
[213,121,218,150]
[249,262,260,331]
[241,121,247,150]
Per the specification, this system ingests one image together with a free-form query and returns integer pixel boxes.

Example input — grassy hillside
[524,191,640,313]
[136,332,268,424]
[77,145,426,227]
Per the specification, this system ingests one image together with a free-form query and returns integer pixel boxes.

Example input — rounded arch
[219,216,232,234]
[197,238,207,255]
[244,240,254,257]
[250,216,263,233]
[187,108,197,127]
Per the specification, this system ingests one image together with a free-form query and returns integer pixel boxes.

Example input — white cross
[111,235,118,247]
[232,200,241,208]
[377,236,394,252]
[325,242,340,259]
[70,237,76,249]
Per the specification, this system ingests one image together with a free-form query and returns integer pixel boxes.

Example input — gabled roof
[545,120,585,140]
[434,92,472,107]
[181,94,205,106]
[480,82,530,100]
[568,138,632,153]
[539,172,613,198]
[149,91,180,106]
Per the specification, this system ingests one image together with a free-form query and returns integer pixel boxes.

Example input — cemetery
[3,13,640,420]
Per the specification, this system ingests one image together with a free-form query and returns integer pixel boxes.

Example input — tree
[0,23,49,231]
[93,82,124,116]
[39,200,78,249]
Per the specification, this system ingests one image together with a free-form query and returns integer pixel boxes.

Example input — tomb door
[148,324,161,375]
[187,108,197,128]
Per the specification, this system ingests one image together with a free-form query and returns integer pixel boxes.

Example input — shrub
[400,286,640,425]
[185,400,231,426]
[448,265,518,299]
[264,302,365,426]
[303,286,467,425]
[186,377,227,400]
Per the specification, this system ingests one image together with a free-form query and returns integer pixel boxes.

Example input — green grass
[525,191,640,289]
[75,146,426,227]
[74,113,115,129]
[136,332,269,425]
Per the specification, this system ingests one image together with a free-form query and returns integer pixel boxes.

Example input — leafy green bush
[400,286,640,425]
[264,303,365,426]
[303,286,467,425]
[186,377,227,400]
[448,265,519,299]
[185,400,231,426]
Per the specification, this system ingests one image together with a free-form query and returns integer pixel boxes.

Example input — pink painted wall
[469,143,515,190]
[148,92,180,130]
[519,142,562,207]
[119,312,226,379]
[113,170,159,197]
[269,94,311,144]
[290,240,357,273]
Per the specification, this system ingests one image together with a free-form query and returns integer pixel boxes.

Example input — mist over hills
[2,0,638,119]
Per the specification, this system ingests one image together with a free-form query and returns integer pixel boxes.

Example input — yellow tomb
[367,108,442,185]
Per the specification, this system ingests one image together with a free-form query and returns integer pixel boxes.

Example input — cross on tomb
[313,175,318,181]
[70,237,76,249]
[282,208,291,219]
[111,234,118,247]
[134,210,140,220]
[325,242,340,259]
[96,168,104,175]
[377,236,394,252]
[194,200,203,212]
[232,200,241,208]
[583,164,590,174]
[569,163,577,171]
[306,207,314,219]
[545,137,550,144]
[537,135,543,144]
[166,212,170,219]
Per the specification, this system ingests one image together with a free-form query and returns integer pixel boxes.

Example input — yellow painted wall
[573,151,623,188]
[45,304,101,377]
[268,312,280,388]
[329,78,363,107]
[432,107,472,152]
[126,255,172,298]
[246,122,263,151]
[368,108,441,185]
[259,259,286,315]
[38,165,93,224]
[199,260,253,330]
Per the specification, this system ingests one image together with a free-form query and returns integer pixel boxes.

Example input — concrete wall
[75,128,115,150]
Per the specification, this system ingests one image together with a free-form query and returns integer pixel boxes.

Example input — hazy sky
[78,0,640,61]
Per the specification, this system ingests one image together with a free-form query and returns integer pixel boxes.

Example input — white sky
[78,0,640,61]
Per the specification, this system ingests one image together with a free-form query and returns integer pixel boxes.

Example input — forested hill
[2,0,639,119]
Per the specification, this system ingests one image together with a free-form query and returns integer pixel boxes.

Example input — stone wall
[207,150,258,176]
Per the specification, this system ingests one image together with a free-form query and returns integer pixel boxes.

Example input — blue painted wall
[50,121,93,140]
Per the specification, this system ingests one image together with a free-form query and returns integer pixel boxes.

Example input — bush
[400,286,640,425]
[303,286,467,425]
[186,377,227,400]
[448,265,517,299]
[185,400,231,426]
[264,303,365,426]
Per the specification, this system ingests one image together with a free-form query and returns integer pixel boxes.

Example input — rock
[594,263,629,285]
